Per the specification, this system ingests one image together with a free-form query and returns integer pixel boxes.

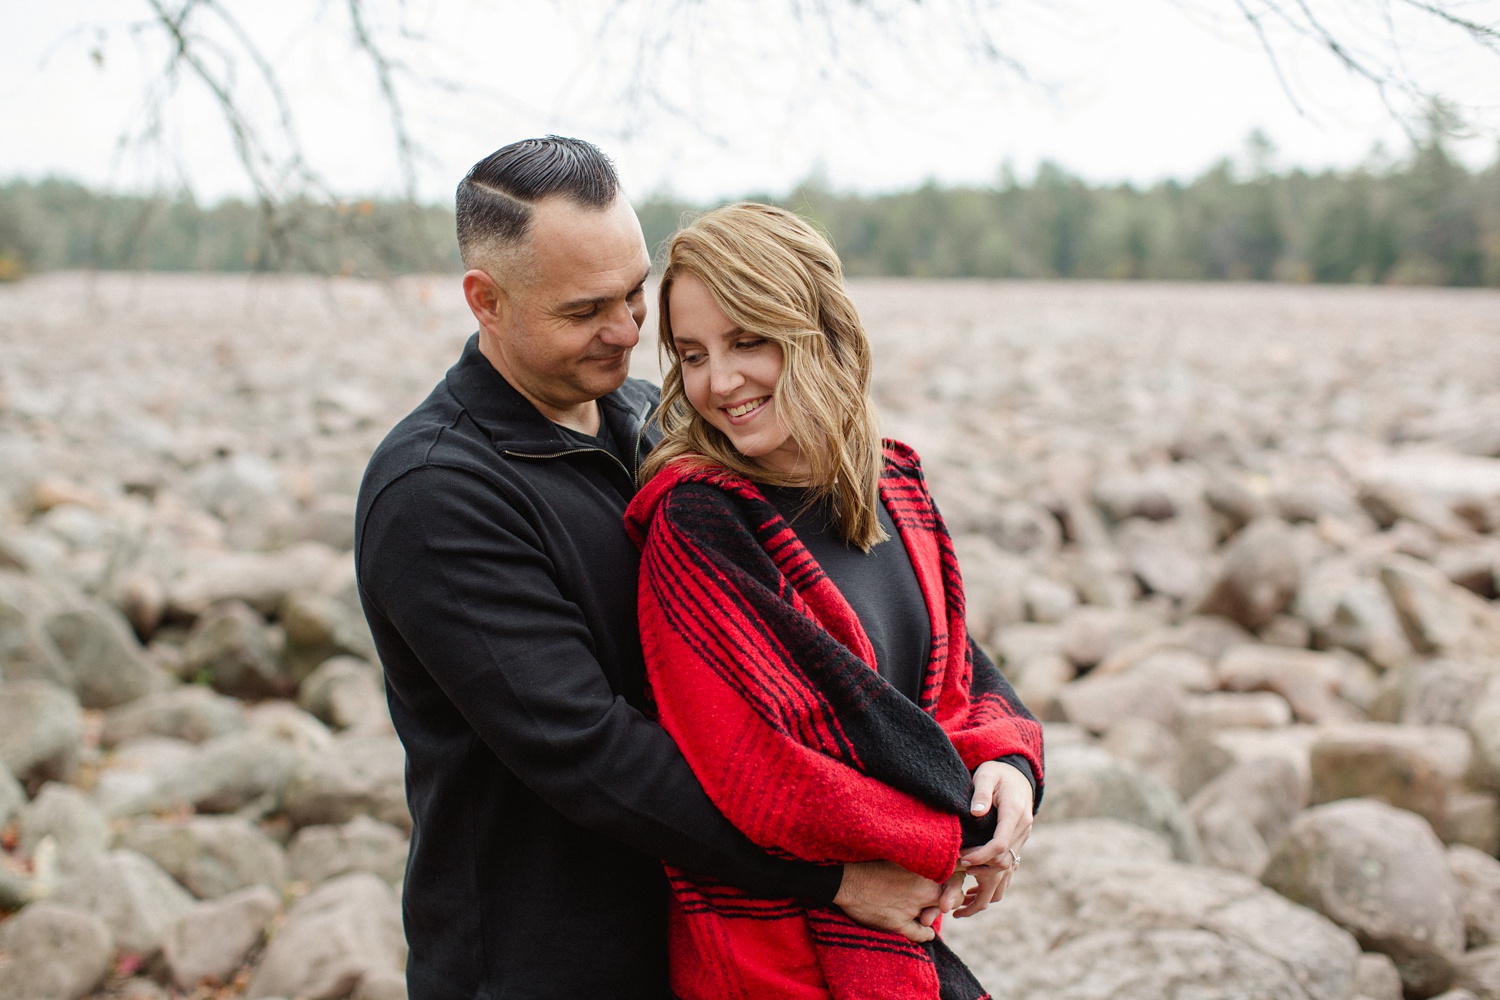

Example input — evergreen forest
[2,128,1496,286]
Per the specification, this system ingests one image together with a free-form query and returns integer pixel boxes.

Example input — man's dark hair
[455,136,620,272]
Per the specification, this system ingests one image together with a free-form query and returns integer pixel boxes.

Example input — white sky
[2,0,1498,204]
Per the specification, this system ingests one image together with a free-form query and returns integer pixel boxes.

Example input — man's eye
[572,308,599,320]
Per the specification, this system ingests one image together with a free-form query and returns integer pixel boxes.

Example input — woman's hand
[951,760,1034,917]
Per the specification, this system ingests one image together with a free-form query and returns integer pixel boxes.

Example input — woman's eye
[681,352,704,365]
[736,338,766,350]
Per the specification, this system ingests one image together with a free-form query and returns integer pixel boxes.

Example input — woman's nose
[709,356,743,396]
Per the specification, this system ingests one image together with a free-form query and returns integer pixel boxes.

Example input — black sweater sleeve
[359,465,843,904]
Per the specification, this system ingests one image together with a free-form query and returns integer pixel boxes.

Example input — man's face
[480,194,651,418]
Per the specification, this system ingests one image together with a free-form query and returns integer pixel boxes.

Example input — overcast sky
[3,0,1498,204]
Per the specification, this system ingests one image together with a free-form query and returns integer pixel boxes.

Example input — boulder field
[2,274,1499,999]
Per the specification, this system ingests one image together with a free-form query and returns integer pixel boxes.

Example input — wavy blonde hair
[641,202,887,551]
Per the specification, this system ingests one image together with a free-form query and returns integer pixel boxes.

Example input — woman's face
[668,272,806,479]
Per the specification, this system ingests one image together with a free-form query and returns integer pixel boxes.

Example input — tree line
[2,129,1496,286]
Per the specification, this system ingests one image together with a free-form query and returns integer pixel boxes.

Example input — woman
[623,203,1044,1000]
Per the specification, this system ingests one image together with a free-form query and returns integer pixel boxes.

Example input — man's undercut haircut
[455,136,621,276]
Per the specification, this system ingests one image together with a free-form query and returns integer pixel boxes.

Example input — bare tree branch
[59,0,1497,276]
[347,0,420,201]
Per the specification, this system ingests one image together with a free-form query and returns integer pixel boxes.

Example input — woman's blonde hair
[640,202,888,551]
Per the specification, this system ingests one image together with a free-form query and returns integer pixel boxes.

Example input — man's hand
[833,860,947,943]
[952,760,1034,917]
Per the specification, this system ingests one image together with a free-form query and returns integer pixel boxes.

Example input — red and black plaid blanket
[624,440,1044,1000]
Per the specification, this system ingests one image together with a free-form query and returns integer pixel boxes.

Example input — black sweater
[355,335,841,1000]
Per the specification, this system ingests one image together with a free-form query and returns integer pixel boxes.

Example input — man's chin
[583,355,632,394]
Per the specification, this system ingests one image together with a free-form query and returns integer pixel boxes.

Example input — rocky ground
[1,272,1499,1000]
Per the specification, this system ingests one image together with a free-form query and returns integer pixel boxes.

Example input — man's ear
[463,268,511,335]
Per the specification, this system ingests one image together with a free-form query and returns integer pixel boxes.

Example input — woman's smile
[723,396,771,421]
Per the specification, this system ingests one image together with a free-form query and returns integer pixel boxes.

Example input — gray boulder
[1450,844,1500,950]
[1117,518,1214,600]
[1217,645,1361,724]
[0,902,113,1000]
[93,736,200,817]
[1038,743,1202,862]
[1262,798,1465,997]
[1021,574,1077,624]
[356,970,408,1000]
[188,453,300,552]
[1381,556,1500,660]
[19,782,110,871]
[1094,467,1181,522]
[287,815,409,887]
[1446,788,1500,856]
[0,679,83,786]
[1355,952,1405,1000]
[116,814,287,899]
[44,605,169,709]
[1470,678,1500,793]
[1190,756,1308,877]
[1178,724,1322,801]
[283,733,409,831]
[93,729,299,819]
[100,684,248,747]
[1008,653,1074,721]
[1296,558,1414,669]
[1309,722,1473,835]
[943,819,1360,1000]
[246,699,337,754]
[1061,607,1153,670]
[162,884,281,990]
[298,656,388,733]
[54,848,196,956]
[0,762,23,827]
[166,542,343,618]
[186,729,303,814]
[0,571,73,688]
[179,600,293,700]
[1196,517,1301,629]
[246,872,405,1000]
[1179,691,1293,733]
[1056,669,1185,735]
[1457,946,1500,1000]
[1099,718,1184,794]
[281,591,377,680]
[1322,578,1415,670]
[1373,658,1492,728]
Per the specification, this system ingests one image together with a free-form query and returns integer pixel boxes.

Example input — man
[356,136,1031,999]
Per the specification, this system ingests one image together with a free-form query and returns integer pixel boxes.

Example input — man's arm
[361,465,848,901]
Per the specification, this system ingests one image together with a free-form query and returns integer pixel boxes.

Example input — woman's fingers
[953,814,1032,918]
[959,761,1035,868]
[968,761,1005,816]
[953,867,1012,917]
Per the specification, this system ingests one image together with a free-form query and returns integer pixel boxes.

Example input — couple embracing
[355,136,1044,1000]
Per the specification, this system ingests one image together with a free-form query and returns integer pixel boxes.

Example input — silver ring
[1007,848,1021,869]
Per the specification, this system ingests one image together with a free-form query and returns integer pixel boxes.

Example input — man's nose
[599,300,641,348]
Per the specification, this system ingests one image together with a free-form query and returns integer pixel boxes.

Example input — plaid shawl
[624,440,1044,1000]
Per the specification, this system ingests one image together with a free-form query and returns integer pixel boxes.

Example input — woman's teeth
[726,397,767,418]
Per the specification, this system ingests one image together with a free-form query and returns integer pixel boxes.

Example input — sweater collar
[444,332,658,454]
